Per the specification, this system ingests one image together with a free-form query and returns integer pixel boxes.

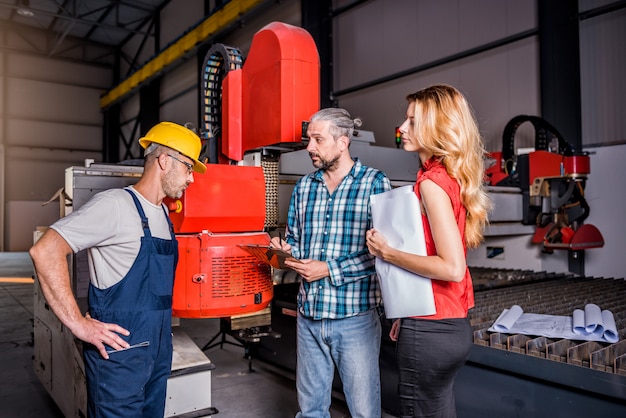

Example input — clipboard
[238,244,302,270]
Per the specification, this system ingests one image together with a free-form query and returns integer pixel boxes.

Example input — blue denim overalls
[83,189,178,417]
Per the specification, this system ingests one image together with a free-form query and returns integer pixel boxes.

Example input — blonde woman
[366,84,491,417]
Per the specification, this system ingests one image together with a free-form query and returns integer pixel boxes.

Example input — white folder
[370,185,436,318]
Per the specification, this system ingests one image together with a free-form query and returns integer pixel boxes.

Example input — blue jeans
[295,309,382,418]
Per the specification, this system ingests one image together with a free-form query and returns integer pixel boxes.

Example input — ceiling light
[17,8,34,17]
[17,0,34,17]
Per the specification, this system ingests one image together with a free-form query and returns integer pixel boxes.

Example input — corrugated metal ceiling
[0,0,169,48]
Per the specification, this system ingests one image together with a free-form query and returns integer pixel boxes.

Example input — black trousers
[396,317,472,418]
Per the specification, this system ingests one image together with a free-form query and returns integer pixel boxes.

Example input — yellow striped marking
[0,277,34,283]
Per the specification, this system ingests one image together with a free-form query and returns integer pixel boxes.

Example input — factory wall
[578,1,626,279]
[330,0,625,279]
[583,144,626,279]
[0,27,110,251]
[0,0,623,280]
[334,0,540,151]
[580,0,626,146]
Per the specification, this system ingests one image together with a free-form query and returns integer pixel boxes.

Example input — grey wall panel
[7,78,102,125]
[580,9,626,146]
[458,0,536,46]
[160,61,198,129]
[1,47,4,250]
[120,93,140,125]
[119,94,142,161]
[583,143,626,279]
[120,25,156,79]
[338,37,540,153]
[1,42,109,249]
[579,0,618,12]
[333,0,354,8]
[6,29,47,52]
[6,147,100,202]
[333,0,536,93]
[161,87,198,129]
[6,119,101,151]
[5,200,59,251]
[0,143,4,251]
[161,0,205,48]
[161,61,197,102]
[0,52,3,116]
[458,39,540,152]
[7,53,110,88]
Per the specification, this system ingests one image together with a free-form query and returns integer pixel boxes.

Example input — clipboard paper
[370,185,436,318]
[238,244,301,270]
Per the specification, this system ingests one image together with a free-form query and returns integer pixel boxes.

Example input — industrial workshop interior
[1,0,625,417]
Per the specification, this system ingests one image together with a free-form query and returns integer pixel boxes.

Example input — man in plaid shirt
[271,107,391,418]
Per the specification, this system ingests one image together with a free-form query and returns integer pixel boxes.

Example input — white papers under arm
[370,185,436,318]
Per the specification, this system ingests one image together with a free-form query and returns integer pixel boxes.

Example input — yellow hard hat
[139,121,207,174]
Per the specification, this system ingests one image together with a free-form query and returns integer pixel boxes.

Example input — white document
[489,304,619,343]
[370,185,436,319]
[572,304,618,342]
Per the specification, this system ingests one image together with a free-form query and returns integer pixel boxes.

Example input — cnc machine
[34,20,626,418]
[33,21,320,418]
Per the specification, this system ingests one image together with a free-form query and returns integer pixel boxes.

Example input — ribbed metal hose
[199,44,243,163]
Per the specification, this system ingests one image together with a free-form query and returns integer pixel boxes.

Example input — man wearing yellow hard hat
[30,121,205,418]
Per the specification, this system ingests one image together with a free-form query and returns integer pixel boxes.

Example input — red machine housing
[532,223,605,250]
[167,165,270,318]
[173,232,273,318]
[486,150,592,187]
[487,115,603,252]
[222,21,320,161]
[166,164,266,233]
[528,151,591,185]
[168,22,320,319]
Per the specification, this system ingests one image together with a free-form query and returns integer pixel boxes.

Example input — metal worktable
[253,268,626,417]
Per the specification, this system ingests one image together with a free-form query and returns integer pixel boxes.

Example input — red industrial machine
[485,115,604,252]
[165,22,319,321]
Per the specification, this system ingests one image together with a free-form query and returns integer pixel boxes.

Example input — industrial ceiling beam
[99,0,266,109]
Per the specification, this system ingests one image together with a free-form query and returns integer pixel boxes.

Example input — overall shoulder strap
[125,188,152,238]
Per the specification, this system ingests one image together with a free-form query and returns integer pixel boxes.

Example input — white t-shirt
[52,186,172,289]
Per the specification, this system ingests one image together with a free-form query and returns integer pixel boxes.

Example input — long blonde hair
[407,84,491,248]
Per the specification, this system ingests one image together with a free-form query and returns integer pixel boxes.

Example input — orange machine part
[173,231,273,318]
[222,68,243,161]
[528,151,563,187]
[222,21,320,161]
[563,154,590,176]
[165,163,266,233]
[533,223,604,250]
[528,151,591,185]
[485,151,508,185]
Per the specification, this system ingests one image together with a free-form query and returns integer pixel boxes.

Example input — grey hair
[310,107,362,140]
[144,142,160,157]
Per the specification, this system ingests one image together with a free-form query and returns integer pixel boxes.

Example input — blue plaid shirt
[286,158,391,320]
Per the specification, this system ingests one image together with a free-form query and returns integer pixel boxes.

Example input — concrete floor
[1,251,392,418]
